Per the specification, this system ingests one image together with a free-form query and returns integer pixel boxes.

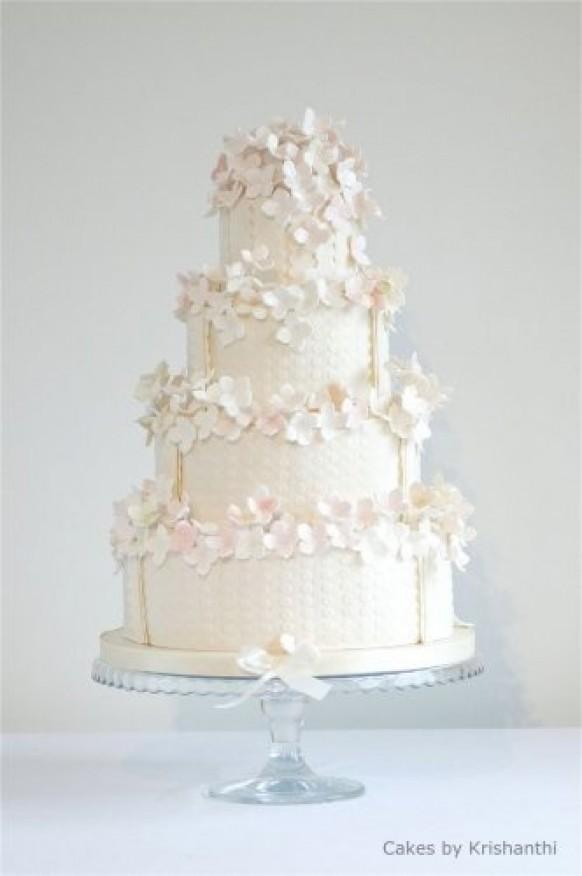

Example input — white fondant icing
[187,303,377,393]
[122,553,453,651]
[155,420,418,519]
[220,201,351,279]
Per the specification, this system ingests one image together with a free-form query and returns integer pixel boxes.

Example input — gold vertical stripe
[249,200,256,250]
[138,556,150,646]
[399,439,409,494]
[369,309,380,396]
[417,557,426,644]
[203,316,213,375]
[175,447,184,500]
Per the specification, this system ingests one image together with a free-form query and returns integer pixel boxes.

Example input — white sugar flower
[385,354,448,445]
[405,519,442,560]
[261,187,294,223]
[276,313,312,351]
[247,485,280,525]
[211,306,245,347]
[341,396,368,430]
[356,526,391,563]
[184,539,219,576]
[370,267,408,316]
[271,384,307,413]
[225,261,256,297]
[255,404,286,437]
[337,157,362,196]
[344,272,375,308]
[324,195,353,232]
[240,244,273,272]
[191,405,218,441]
[349,235,370,266]
[111,512,147,561]
[385,390,431,445]
[243,163,276,200]
[391,353,449,410]
[234,526,267,560]
[204,376,252,421]
[287,410,318,445]
[262,285,309,321]
[297,522,328,556]
[204,524,235,560]
[283,157,313,201]
[184,280,211,315]
[264,514,298,558]
[289,249,317,283]
[264,132,299,162]
[212,412,248,443]
[126,490,161,529]
[135,361,170,404]
[226,502,252,527]
[292,216,329,248]
[167,417,198,454]
[211,181,244,212]
[318,402,343,441]
[447,535,470,570]
[354,498,377,529]
[404,477,475,569]
[318,496,352,521]
[301,106,318,136]
[376,490,405,517]
[325,519,356,550]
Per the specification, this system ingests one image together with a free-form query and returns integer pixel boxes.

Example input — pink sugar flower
[171,520,198,554]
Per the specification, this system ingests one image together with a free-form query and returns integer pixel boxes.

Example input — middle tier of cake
[156,421,419,519]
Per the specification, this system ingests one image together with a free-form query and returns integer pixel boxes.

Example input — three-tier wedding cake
[99,109,476,677]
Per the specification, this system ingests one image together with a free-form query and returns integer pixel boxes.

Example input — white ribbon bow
[215,634,331,709]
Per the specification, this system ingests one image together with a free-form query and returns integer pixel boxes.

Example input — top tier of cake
[210,108,379,283]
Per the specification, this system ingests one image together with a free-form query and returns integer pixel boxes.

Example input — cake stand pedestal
[92,657,483,805]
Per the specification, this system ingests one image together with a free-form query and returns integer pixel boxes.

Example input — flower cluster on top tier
[135,361,369,451]
[209,108,380,252]
[175,245,407,352]
[111,477,475,576]
[377,354,449,446]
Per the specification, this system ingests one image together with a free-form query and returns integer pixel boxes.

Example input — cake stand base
[207,771,364,806]
[92,657,484,805]
[206,695,364,805]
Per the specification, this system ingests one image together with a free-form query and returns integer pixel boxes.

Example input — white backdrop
[3,2,579,732]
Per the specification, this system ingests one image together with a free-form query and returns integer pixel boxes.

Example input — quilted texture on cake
[220,200,351,278]
[123,553,454,651]
[187,305,385,398]
[156,419,417,519]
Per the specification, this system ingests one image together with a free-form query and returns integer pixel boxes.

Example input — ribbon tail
[213,670,275,710]
[279,670,331,701]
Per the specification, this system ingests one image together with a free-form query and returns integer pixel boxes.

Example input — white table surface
[3,730,580,876]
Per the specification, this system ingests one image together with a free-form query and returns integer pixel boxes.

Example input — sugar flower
[384,354,449,445]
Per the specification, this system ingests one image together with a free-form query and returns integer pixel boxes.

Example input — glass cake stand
[92,657,483,805]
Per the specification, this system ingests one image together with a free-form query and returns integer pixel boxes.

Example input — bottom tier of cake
[99,625,475,676]
[122,552,457,651]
